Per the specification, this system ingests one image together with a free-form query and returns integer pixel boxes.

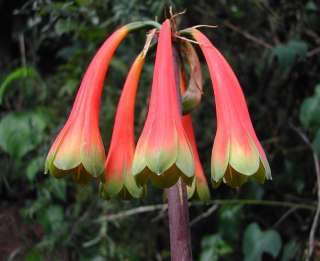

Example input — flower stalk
[167,179,193,261]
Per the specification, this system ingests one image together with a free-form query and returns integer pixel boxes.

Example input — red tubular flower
[179,63,210,200]
[101,46,151,199]
[45,26,130,183]
[132,20,195,188]
[190,29,271,187]
[183,115,211,200]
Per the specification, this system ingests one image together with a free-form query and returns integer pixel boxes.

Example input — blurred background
[0,0,320,260]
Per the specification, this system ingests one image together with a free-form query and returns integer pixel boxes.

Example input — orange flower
[178,59,210,200]
[101,30,156,198]
[45,26,129,184]
[190,29,271,187]
[132,20,195,188]
[183,116,210,200]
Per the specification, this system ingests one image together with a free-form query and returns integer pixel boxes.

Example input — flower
[183,115,211,200]
[101,53,145,199]
[132,20,195,188]
[45,25,129,184]
[190,29,271,187]
[179,61,210,200]
[101,28,156,198]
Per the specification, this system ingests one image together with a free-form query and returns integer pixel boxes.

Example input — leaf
[200,234,233,261]
[40,205,64,231]
[26,156,45,181]
[25,250,44,261]
[313,129,320,154]
[0,109,48,159]
[272,40,308,69]
[54,19,77,35]
[281,240,301,261]
[0,67,40,104]
[243,223,282,261]
[50,179,67,201]
[299,84,320,129]
[305,1,318,12]
[218,205,243,241]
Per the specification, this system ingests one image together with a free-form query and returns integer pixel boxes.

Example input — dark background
[0,0,320,260]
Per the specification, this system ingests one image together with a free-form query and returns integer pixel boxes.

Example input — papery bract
[191,29,271,187]
[45,26,129,183]
[132,20,195,188]
[180,41,203,115]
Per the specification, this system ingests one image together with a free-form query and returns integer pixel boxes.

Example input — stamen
[175,35,201,45]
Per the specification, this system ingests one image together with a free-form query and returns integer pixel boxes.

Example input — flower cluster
[45,19,271,199]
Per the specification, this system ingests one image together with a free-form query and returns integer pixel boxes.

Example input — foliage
[0,0,320,260]
[200,234,233,261]
[242,223,282,261]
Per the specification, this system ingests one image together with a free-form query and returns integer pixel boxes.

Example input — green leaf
[26,156,45,181]
[218,205,243,241]
[54,19,78,35]
[272,40,308,69]
[0,67,40,104]
[281,240,301,261]
[200,234,233,261]
[243,223,282,261]
[50,179,67,201]
[24,250,44,261]
[312,129,320,154]
[305,1,318,11]
[0,110,48,159]
[42,205,64,231]
[299,84,320,129]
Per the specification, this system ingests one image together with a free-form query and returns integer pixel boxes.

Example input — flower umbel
[132,20,195,188]
[191,29,271,187]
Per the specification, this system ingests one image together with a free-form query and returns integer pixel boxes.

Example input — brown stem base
[167,179,193,261]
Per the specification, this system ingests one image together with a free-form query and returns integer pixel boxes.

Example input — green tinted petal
[187,178,196,199]
[211,137,230,182]
[132,145,148,177]
[81,143,105,178]
[223,166,248,188]
[149,165,181,188]
[146,128,178,174]
[124,170,145,198]
[251,160,267,184]
[176,139,195,178]
[212,179,222,189]
[134,167,152,187]
[229,137,260,176]
[101,177,124,198]
[54,153,81,172]
[50,163,92,185]
[195,179,211,201]
[261,157,272,180]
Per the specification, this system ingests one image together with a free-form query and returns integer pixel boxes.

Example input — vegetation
[0,0,320,260]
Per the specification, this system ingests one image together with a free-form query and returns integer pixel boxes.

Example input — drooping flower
[183,113,211,200]
[190,29,271,187]
[101,30,156,199]
[45,23,148,184]
[178,53,210,200]
[132,20,195,188]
